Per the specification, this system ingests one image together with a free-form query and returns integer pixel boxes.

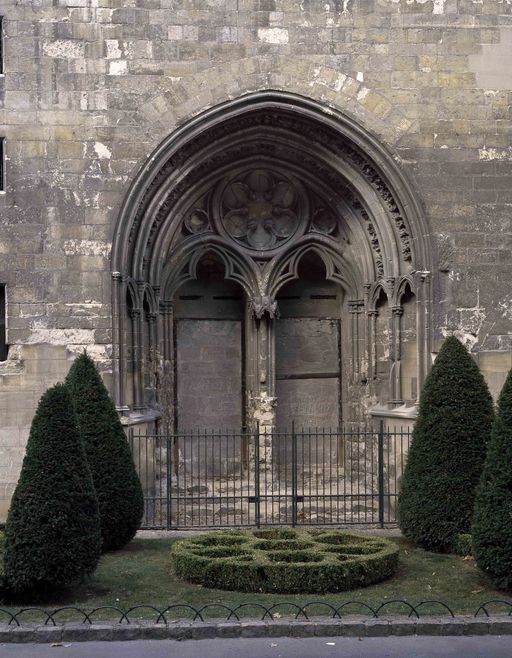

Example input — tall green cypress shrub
[473,368,512,590]
[3,384,101,598]
[397,336,494,552]
[65,353,144,551]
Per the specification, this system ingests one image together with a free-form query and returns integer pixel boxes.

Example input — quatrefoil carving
[220,169,302,252]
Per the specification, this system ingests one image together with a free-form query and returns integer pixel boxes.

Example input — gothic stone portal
[113,94,432,450]
[112,95,432,526]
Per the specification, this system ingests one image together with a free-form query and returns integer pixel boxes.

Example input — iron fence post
[291,421,297,527]
[167,432,172,530]
[254,421,261,528]
[378,420,385,529]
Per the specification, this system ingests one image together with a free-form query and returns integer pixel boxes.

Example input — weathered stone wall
[0,0,511,518]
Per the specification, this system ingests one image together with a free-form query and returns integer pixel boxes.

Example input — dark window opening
[0,284,8,361]
[212,295,243,300]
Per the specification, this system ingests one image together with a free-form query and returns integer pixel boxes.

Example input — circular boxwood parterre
[170,529,399,594]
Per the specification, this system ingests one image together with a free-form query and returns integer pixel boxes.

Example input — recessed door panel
[276,377,340,430]
[176,319,242,431]
[276,317,341,431]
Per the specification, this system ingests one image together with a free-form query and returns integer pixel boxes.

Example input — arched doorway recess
[112,91,433,433]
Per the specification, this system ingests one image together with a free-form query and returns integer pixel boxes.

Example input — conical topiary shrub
[3,384,101,598]
[65,353,144,551]
[473,368,512,590]
[397,336,494,552]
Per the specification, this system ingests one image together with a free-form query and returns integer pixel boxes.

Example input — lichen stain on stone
[26,324,95,346]
[105,39,123,60]
[24,323,111,364]
[68,344,112,366]
[498,297,512,322]
[382,0,446,14]
[479,147,512,162]
[93,142,112,160]
[109,60,128,76]
[62,239,111,257]
[441,292,487,351]
[64,302,105,318]
[43,40,85,59]
[257,28,289,44]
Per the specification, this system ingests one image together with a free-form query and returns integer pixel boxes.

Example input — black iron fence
[128,422,411,529]
[2,600,512,624]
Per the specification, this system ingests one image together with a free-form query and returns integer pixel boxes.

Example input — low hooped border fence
[1,600,512,625]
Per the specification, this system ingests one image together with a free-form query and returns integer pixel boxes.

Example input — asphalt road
[1,636,511,657]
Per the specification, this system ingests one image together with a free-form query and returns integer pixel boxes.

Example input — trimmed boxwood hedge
[473,367,512,590]
[2,384,101,599]
[170,529,399,594]
[0,530,4,598]
[66,353,144,552]
[397,336,494,552]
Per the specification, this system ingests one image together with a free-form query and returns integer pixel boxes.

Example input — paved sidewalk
[2,635,512,658]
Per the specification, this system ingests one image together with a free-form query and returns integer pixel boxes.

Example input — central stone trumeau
[219,168,301,252]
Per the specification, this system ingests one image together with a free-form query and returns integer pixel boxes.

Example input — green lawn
[1,535,510,621]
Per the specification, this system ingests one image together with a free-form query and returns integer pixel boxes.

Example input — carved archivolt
[123,109,421,285]
[111,91,433,413]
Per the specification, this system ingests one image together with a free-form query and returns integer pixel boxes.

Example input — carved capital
[418,270,431,284]
[159,300,173,315]
[392,306,404,317]
[249,295,279,319]
[348,299,365,314]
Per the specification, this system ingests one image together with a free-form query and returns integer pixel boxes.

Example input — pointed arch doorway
[111,92,434,527]
[112,91,433,434]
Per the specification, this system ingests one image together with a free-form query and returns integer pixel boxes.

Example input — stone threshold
[1,617,512,643]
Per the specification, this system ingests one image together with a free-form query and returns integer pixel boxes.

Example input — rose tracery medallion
[215,168,307,255]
